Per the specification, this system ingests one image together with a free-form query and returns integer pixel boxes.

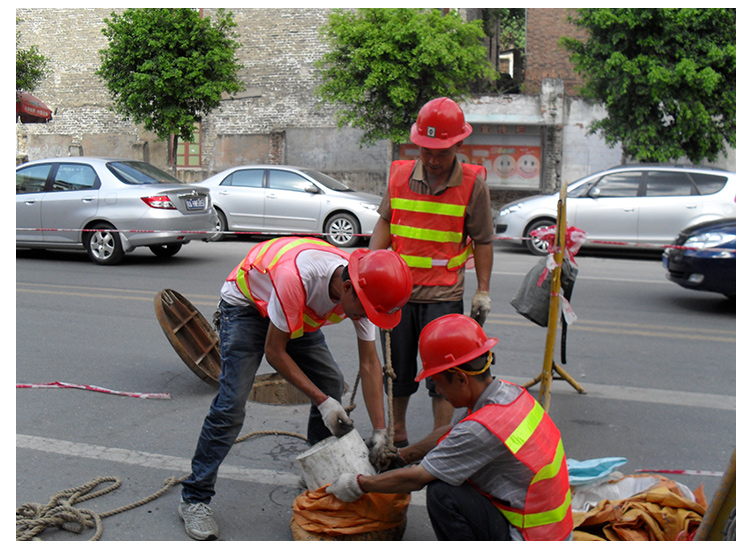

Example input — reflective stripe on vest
[226,236,348,339]
[463,388,573,540]
[389,160,483,286]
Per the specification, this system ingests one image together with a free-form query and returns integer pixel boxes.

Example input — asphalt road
[15,238,737,541]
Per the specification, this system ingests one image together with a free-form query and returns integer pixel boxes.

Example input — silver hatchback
[16,157,218,265]
[495,165,737,255]
[199,165,382,248]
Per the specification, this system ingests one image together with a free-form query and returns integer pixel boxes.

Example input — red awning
[16,90,52,123]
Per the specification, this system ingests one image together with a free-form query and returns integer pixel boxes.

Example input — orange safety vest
[460,387,573,541]
[389,160,486,286]
[226,236,349,339]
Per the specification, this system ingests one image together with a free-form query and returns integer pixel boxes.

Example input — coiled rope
[15,429,306,541]
[17,333,398,541]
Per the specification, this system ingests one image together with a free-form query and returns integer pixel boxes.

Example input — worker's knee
[426,480,510,541]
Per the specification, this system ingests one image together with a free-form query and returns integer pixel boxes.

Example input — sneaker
[178,499,219,540]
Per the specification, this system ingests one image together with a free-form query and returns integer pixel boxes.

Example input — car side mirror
[305,184,320,194]
[588,186,601,199]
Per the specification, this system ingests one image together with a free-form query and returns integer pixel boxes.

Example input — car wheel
[210,209,228,242]
[84,223,126,265]
[524,218,556,256]
[325,213,360,247]
[149,243,183,258]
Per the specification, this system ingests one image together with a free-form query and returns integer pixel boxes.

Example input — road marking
[17,283,735,343]
[15,434,428,506]
[484,314,735,343]
[500,376,735,411]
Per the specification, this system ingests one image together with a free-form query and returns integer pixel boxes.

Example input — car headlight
[360,202,378,211]
[684,232,735,250]
[499,203,524,217]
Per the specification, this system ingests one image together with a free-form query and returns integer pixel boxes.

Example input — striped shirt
[421,378,532,541]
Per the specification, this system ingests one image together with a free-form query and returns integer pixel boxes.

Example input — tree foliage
[315,8,497,145]
[561,8,735,163]
[16,19,50,92]
[97,8,244,146]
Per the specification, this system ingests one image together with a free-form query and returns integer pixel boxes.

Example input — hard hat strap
[449,351,492,377]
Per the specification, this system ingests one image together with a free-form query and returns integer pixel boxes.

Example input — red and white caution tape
[635,468,723,477]
[16,381,171,400]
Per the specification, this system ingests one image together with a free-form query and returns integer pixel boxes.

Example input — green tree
[561,8,735,163]
[16,19,50,91]
[315,8,497,146]
[97,8,245,163]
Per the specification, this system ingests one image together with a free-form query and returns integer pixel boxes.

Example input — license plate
[185,197,206,211]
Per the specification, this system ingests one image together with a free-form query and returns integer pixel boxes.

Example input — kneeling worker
[327,314,573,541]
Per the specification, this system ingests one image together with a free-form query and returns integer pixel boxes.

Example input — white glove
[317,396,354,437]
[367,429,388,468]
[326,473,364,502]
[470,290,491,327]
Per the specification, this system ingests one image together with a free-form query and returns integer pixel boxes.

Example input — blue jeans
[181,300,344,504]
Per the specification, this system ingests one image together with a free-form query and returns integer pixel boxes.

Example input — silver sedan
[198,165,382,247]
[495,165,737,255]
[16,157,218,265]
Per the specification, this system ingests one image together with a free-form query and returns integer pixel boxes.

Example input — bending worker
[327,314,573,541]
[370,96,495,447]
[179,236,413,540]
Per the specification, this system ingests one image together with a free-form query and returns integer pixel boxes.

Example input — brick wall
[524,8,586,96]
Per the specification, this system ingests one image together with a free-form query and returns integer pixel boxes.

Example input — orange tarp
[292,486,410,536]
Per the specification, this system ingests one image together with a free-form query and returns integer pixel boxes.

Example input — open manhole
[154,289,309,405]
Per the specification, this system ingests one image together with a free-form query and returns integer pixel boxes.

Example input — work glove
[326,473,364,502]
[470,290,491,327]
[366,429,388,469]
[317,396,354,438]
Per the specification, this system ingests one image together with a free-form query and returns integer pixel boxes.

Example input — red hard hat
[410,97,473,149]
[349,249,413,329]
[416,314,498,382]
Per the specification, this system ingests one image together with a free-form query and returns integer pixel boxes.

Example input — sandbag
[292,486,410,537]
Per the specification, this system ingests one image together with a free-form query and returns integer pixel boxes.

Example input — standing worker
[370,97,495,446]
[326,314,574,541]
[178,236,412,540]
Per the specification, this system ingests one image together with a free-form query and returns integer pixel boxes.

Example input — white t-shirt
[221,249,376,341]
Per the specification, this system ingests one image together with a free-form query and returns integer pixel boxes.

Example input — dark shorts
[380,300,463,398]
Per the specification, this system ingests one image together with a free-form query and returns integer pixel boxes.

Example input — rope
[16,429,307,541]
[16,340,400,540]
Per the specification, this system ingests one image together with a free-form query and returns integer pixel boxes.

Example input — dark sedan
[662,218,736,298]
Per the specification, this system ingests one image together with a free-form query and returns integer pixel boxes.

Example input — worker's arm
[397,423,453,465]
[265,323,354,437]
[327,464,437,502]
[369,216,392,250]
[359,463,436,495]
[356,337,386,430]
[469,241,493,325]
[472,241,493,293]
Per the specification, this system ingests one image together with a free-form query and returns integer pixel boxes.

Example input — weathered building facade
[16,8,735,207]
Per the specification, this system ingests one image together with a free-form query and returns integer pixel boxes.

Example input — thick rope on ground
[17,341,401,541]
[16,429,307,541]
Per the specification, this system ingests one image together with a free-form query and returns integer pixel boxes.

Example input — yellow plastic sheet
[573,477,707,541]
